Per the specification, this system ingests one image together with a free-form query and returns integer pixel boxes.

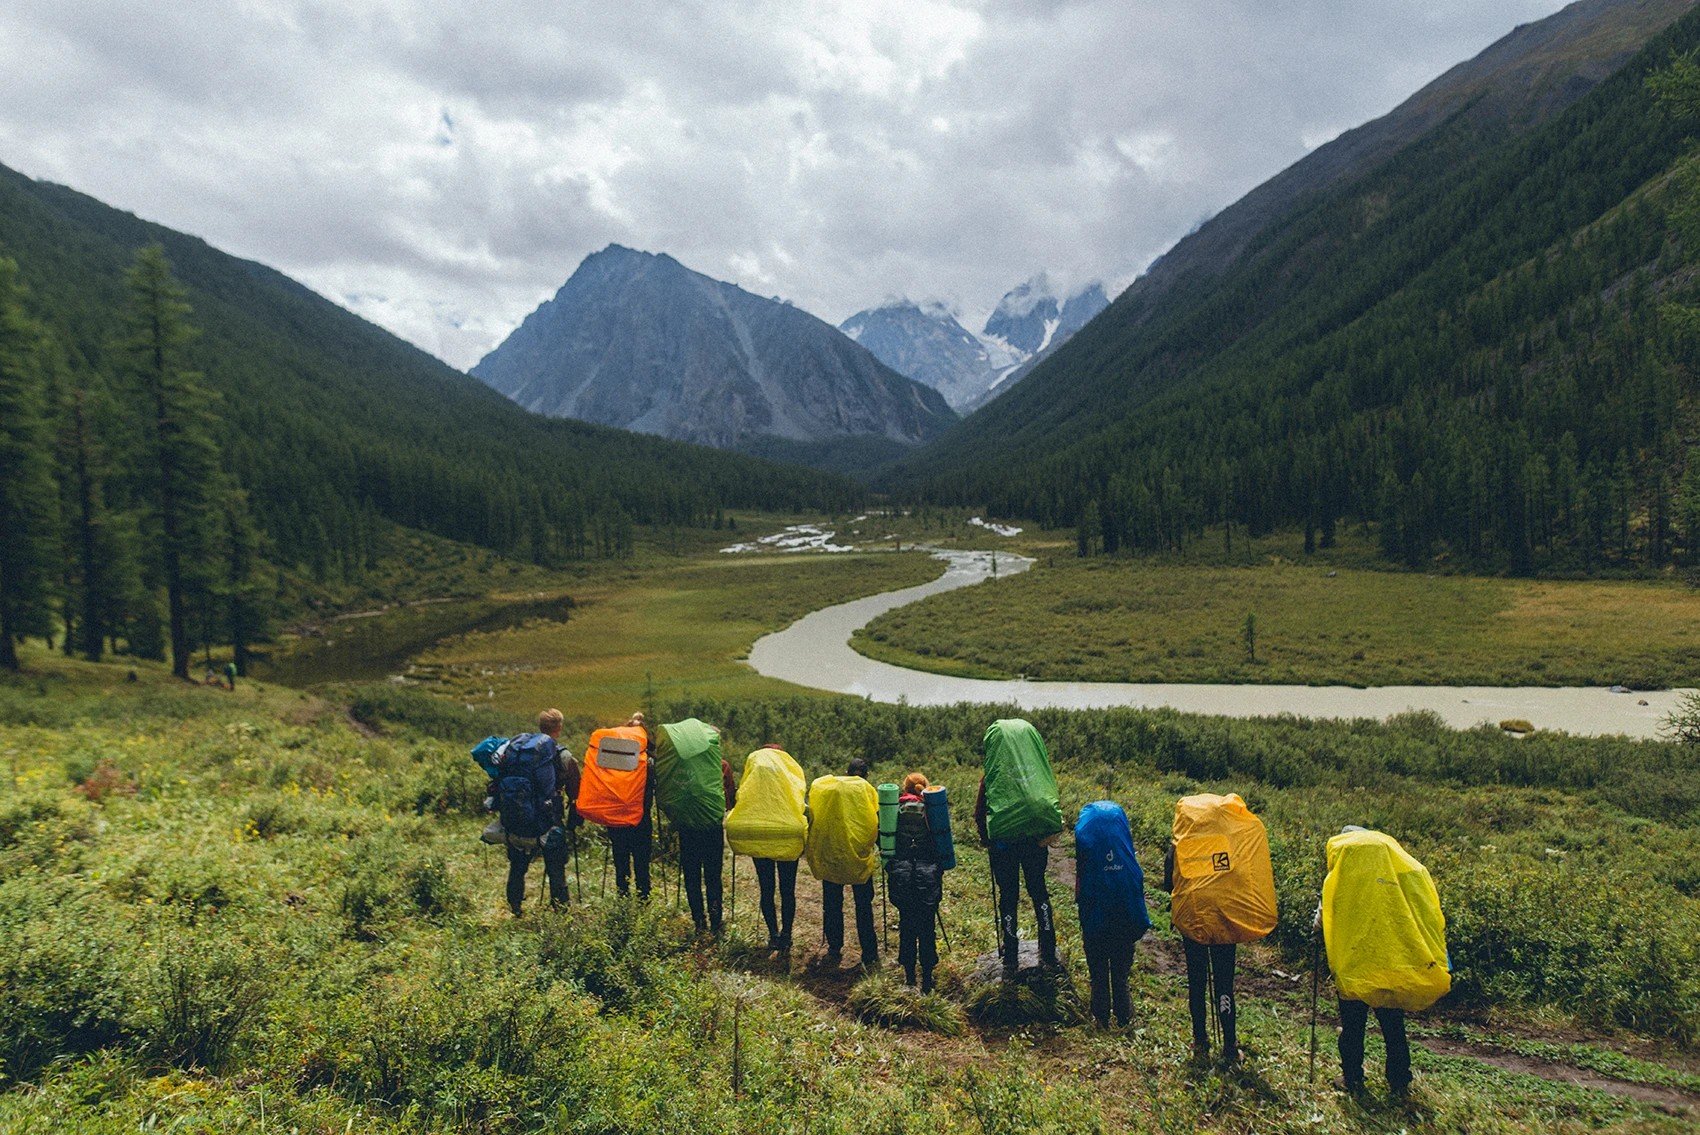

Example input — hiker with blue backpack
[474,708,579,916]
[1074,801,1150,1028]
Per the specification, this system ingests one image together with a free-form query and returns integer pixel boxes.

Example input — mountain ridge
[473,245,955,454]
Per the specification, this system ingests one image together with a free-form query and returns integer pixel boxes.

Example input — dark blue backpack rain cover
[1074,800,1150,939]
[494,733,559,840]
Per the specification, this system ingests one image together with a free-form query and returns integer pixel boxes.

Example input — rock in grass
[963,944,1087,1028]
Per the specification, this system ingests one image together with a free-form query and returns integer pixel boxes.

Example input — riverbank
[757,550,1691,738]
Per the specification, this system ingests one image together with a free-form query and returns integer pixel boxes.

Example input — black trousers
[1082,927,1137,1027]
[896,900,938,979]
[1181,936,1237,1058]
[753,857,798,946]
[608,818,652,899]
[678,825,724,932]
[990,841,1055,967]
[506,841,568,912]
[1339,999,1410,1090]
[822,879,878,961]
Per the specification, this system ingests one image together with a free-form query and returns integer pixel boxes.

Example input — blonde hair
[538,708,565,735]
[902,772,930,796]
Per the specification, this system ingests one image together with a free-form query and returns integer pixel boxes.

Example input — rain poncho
[724,748,807,860]
[1169,793,1277,945]
[1323,829,1451,1011]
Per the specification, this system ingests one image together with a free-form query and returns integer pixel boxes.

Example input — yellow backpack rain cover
[1323,829,1451,1011]
[724,748,807,860]
[805,776,879,885]
[1170,793,1278,945]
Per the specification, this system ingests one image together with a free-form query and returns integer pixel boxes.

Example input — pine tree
[117,245,222,680]
[0,258,61,669]
[52,363,131,661]
[218,492,271,677]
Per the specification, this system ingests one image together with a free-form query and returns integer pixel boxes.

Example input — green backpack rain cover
[983,718,1062,843]
[654,719,725,830]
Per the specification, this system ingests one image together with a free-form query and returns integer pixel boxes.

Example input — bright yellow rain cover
[805,776,879,885]
[1170,793,1278,945]
[1324,829,1451,1011]
[724,748,807,860]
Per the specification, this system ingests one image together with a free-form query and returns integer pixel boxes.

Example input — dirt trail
[1420,1037,1700,1115]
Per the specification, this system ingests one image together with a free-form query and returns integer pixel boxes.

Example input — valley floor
[853,534,1700,690]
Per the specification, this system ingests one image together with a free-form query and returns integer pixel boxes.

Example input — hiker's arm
[721,760,737,810]
[1160,844,1175,892]
[974,776,988,845]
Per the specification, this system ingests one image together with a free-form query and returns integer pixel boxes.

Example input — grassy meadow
[854,548,1700,688]
[2,653,1698,1133]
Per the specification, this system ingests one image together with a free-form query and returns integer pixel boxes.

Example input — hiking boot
[1333,1077,1367,1098]
[920,969,935,995]
[903,963,918,987]
[1188,1044,1210,1069]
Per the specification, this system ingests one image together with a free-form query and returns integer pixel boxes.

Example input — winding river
[746,549,1690,739]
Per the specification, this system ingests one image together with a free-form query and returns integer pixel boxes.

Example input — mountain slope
[840,279,1108,411]
[473,246,955,453]
[0,164,858,573]
[839,301,1008,410]
[900,0,1700,574]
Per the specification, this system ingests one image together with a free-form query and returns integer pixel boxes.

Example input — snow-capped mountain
[841,276,1110,412]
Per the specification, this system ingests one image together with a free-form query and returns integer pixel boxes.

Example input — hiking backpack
[1323,829,1451,1011]
[470,735,509,778]
[982,719,1063,844]
[804,776,880,885]
[886,798,943,910]
[724,748,807,860]
[493,733,559,841]
[1169,793,1277,946]
[654,719,726,830]
[577,725,650,828]
[1074,800,1150,940]
[893,797,934,860]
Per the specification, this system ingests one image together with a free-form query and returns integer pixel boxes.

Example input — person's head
[902,772,930,797]
[538,708,564,738]
[626,711,646,727]
[847,757,870,779]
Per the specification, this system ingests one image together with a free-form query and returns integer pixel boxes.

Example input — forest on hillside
[0,166,860,675]
[904,14,1700,577]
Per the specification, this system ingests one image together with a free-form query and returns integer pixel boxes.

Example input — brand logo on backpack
[1211,851,1231,872]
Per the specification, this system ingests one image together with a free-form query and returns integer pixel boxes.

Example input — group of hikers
[473,712,1450,1098]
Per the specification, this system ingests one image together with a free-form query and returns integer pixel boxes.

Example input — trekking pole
[600,834,609,900]
[572,829,582,905]
[729,851,737,935]
[1308,923,1322,1084]
[881,874,890,951]
[936,906,952,952]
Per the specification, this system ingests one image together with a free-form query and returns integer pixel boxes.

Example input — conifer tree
[117,245,222,680]
[0,258,61,669]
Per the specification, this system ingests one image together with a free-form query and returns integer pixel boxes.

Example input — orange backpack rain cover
[577,726,649,828]
[1170,793,1278,945]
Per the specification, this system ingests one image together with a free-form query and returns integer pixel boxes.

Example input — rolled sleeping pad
[878,782,899,859]
[922,784,955,871]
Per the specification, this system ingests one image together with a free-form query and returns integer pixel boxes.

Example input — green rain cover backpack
[983,719,1062,843]
[654,719,726,830]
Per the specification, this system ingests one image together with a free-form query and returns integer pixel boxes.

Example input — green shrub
[0,879,138,1084]
[142,935,267,1072]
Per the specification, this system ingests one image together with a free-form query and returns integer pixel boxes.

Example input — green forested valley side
[0,161,858,671]
[902,9,1700,576]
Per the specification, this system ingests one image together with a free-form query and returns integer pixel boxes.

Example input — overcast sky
[0,0,1572,369]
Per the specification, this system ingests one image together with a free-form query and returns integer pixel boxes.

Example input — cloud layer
[0,0,1569,368]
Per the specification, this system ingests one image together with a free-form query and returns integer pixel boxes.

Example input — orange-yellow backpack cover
[577,726,649,828]
[1169,793,1278,945]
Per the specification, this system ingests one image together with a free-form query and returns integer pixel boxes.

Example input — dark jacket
[887,792,942,909]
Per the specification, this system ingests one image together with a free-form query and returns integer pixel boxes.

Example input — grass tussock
[845,973,967,1035]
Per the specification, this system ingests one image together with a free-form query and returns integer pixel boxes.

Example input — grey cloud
[0,0,1572,368]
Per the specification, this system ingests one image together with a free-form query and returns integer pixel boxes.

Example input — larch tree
[0,258,61,669]
[117,245,222,680]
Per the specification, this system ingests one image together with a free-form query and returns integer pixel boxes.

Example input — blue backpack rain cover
[1074,800,1150,939]
[494,733,559,840]
[471,735,509,777]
